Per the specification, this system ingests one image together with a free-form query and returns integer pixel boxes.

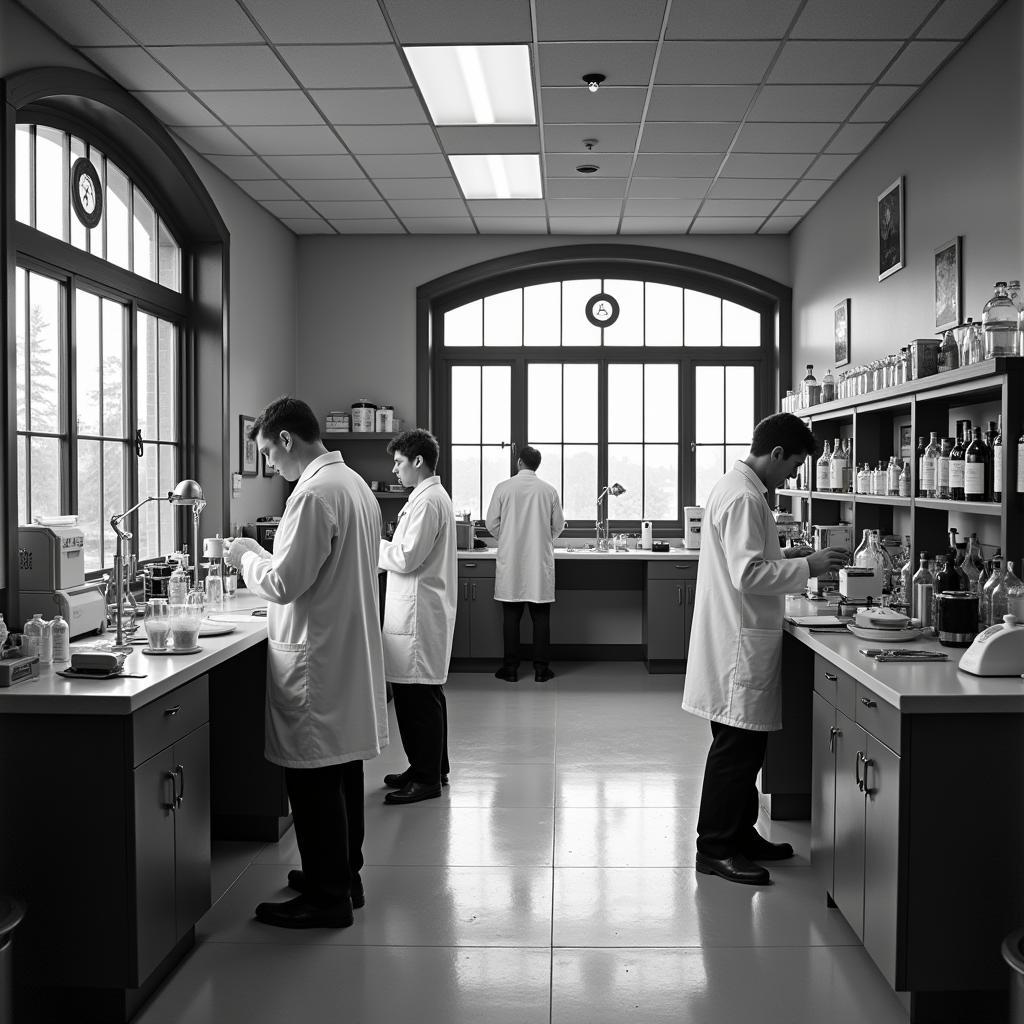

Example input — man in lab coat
[225,397,388,928]
[486,446,566,683]
[683,413,848,885]
[378,429,458,805]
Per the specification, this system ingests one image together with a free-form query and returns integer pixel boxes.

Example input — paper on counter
[786,615,852,627]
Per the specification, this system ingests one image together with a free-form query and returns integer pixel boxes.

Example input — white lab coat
[378,476,458,685]
[237,451,389,768]
[682,461,810,732]
[485,469,566,603]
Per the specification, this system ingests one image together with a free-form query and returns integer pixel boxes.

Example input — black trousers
[285,760,364,905]
[695,720,769,859]
[501,601,552,668]
[390,683,449,784]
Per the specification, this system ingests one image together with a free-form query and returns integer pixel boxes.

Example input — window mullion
[66,275,77,518]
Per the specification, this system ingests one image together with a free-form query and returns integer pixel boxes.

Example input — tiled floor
[136,662,910,1024]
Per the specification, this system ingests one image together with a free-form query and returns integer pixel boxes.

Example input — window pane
[17,437,27,528]
[695,445,724,506]
[102,442,125,568]
[30,436,61,520]
[78,439,102,572]
[523,282,560,346]
[15,268,26,431]
[601,279,643,346]
[158,219,181,292]
[16,124,31,226]
[723,300,760,347]
[483,289,522,347]
[482,446,508,520]
[725,365,755,444]
[685,289,721,346]
[158,319,178,441]
[88,145,106,259]
[106,161,131,270]
[644,444,678,520]
[159,445,177,552]
[70,137,88,252]
[481,365,510,444]
[645,282,682,347]
[137,312,156,439]
[444,300,482,347]
[451,366,481,444]
[562,279,602,347]
[694,366,724,444]
[451,445,480,519]
[607,444,642,519]
[28,272,62,434]
[528,364,562,443]
[102,298,125,437]
[563,445,597,520]
[76,290,101,435]
[644,364,678,442]
[608,364,642,442]
[726,444,747,469]
[35,125,66,241]
[563,364,598,443]
[138,443,161,563]
[535,445,562,503]
[133,186,158,282]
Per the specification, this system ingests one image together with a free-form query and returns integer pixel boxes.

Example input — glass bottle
[922,431,941,498]
[801,364,819,407]
[872,462,887,496]
[856,462,869,494]
[50,615,70,664]
[948,425,966,501]
[899,458,911,497]
[887,456,900,496]
[1008,573,1024,620]
[938,328,960,372]
[37,618,53,666]
[23,613,44,659]
[901,346,911,384]
[828,436,845,492]
[1008,279,1022,313]
[1018,425,1024,495]
[969,319,985,364]
[958,318,973,366]
[981,558,1003,628]
[872,531,894,593]
[993,415,1003,502]
[982,281,1017,358]
[946,527,960,569]
[964,426,989,501]
[821,367,836,403]
[990,561,1022,624]
[853,529,871,567]
[936,437,952,499]
[962,534,985,595]
[985,420,999,499]
[916,436,927,497]
[911,554,934,625]
[932,555,963,626]
[816,439,831,492]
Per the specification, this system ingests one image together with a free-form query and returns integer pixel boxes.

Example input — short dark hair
[387,428,439,471]
[749,412,820,459]
[519,445,541,471]
[251,396,321,444]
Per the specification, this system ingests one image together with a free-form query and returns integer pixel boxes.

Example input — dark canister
[143,562,172,601]
[935,591,979,647]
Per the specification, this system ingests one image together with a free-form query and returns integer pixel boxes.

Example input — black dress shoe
[384,780,442,804]
[385,770,448,788]
[254,894,353,929]
[534,667,555,682]
[695,852,771,885]
[494,667,518,682]
[287,870,365,909]
[741,834,795,861]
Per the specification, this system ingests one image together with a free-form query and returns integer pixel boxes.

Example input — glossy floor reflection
[136,664,910,1024]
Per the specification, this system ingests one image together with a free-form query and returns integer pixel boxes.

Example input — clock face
[79,174,96,213]
[70,158,103,229]
[585,292,620,328]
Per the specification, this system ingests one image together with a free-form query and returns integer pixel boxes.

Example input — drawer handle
[164,705,181,716]
[175,764,185,807]
[860,697,877,709]
[464,562,477,568]
[824,672,837,682]
[674,564,686,569]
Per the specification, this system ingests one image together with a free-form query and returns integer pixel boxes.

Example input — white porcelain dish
[847,623,924,643]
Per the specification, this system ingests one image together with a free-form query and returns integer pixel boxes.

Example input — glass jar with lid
[982,282,1017,358]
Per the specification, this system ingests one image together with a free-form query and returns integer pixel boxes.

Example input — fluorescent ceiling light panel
[451,154,542,199]
[405,44,535,125]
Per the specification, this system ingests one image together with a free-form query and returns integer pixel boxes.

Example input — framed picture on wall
[239,414,257,476]
[261,452,276,478]
[899,424,912,460]
[878,176,904,281]
[934,236,962,332]
[834,298,851,368]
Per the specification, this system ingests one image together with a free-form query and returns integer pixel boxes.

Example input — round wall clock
[70,157,103,229]
[585,292,619,328]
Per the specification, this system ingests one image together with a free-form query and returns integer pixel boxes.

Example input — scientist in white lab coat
[486,446,566,682]
[683,413,847,886]
[378,429,458,805]
[225,397,388,929]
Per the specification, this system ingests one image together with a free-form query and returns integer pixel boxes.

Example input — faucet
[596,483,626,551]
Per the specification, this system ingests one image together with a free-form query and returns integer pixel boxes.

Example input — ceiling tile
[623,198,701,216]
[546,178,628,198]
[131,91,221,126]
[20,0,132,44]
[628,178,713,199]
[826,122,885,153]
[277,45,411,88]
[360,154,452,177]
[262,154,364,177]
[538,42,657,87]
[774,199,816,216]
[701,199,780,216]
[281,218,336,234]
[708,178,796,199]
[788,179,832,200]
[196,90,323,126]
[244,0,392,43]
[234,126,347,155]
[851,85,918,121]
[748,84,867,121]
[621,217,694,233]
[313,89,427,125]
[545,153,634,176]
[665,0,800,39]
[384,0,532,43]
[402,218,477,233]
[537,0,666,40]
[80,48,181,91]
[544,124,639,153]
[260,199,319,218]
[542,87,647,124]
[437,126,540,154]
[289,179,381,201]
[206,154,276,178]
[640,122,739,153]
[547,198,624,217]
[376,178,462,199]
[633,154,723,177]
[337,125,440,154]
[172,126,251,156]
[732,122,837,153]
[804,153,857,178]
[647,86,757,121]
[472,217,550,233]
[328,219,406,233]
[760,216,802,233]
[768,41,901,84]
[690,216,768,233]
[881,41,958,84]
[721,153,814,177]
[310,200,394,218]
[96,0,262,44]
[918,0,999,38]
[791,0,936,38]
[468,200,547,216]
[390,199,470,217]
[148,46,294,90]
[237,180,300,201]
[549,217,622,233]
[656,42,778,84]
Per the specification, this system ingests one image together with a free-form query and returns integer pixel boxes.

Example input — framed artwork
[834,298,851,368]
[899,424,912,460]
[261,452,276,478]
[239,414,257,476]
[934,236,962,332]
[878,176,904,281]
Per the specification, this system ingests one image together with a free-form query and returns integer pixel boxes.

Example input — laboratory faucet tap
[595,483,626,551]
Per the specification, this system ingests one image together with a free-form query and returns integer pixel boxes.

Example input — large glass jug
[169,590,204,651]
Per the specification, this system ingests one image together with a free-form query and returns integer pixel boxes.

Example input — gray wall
[789,0,1023,385]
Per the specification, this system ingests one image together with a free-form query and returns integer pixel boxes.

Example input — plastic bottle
[51,615,70,664]
[23,613,44,658]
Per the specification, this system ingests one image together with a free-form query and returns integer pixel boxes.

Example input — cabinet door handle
[855,750,865,792]
[463,581,469,600]
[175,764,185,807]
[824,672,838,682]
[676,586,682,605]
[471,582,477,600]
[164,770,178,810]
[164,704,181,716]
[861,756,874,795]
[860,696,877,709]
[828,725,840,753]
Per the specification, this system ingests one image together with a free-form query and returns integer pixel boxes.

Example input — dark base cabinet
[451,559,503,662]
[643,561,696,672]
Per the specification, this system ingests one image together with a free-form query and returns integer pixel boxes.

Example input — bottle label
[965,462,985,497]
[1018,442,1024,494]
[994,447,1003,493]
[937,457,949,489]
[829,458,844,490]
[816,462,829,490]
[899,475,910,497]
[949,459,965,489]
[922,457,936,490]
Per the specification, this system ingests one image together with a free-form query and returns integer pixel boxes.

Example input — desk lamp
[596,482,626,551]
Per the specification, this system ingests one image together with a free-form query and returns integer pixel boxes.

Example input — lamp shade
[169,479,204,505]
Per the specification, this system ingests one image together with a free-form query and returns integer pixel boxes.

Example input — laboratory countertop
[783,595,1024,715]
[458,546,700,561]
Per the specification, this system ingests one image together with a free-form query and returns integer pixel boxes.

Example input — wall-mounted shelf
[809,491,854,502]
[854,494,911,507]
[915,498,1001,516]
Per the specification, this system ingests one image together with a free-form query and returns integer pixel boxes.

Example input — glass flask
[981,557,1003,628]
[853,529,872,567]
[990,561,1021,625]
